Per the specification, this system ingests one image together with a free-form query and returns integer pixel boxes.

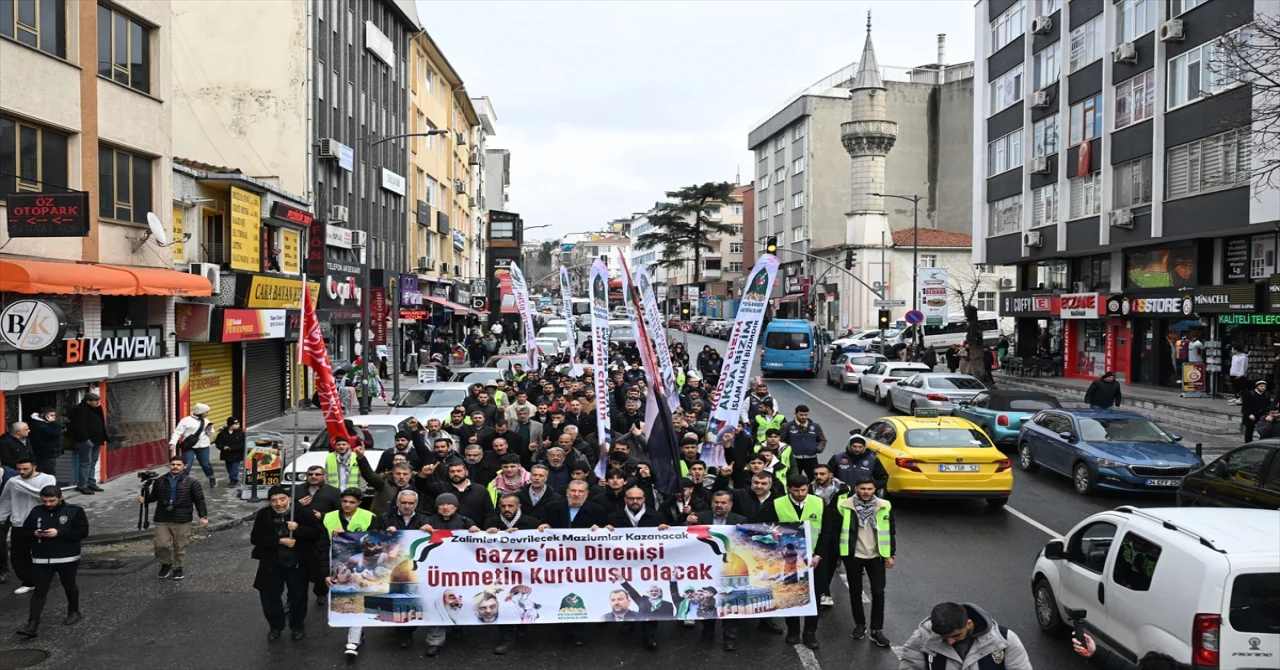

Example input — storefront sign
[307,219,327,277]
[1059,293,1099,319]
[918,267,949,326]
[452,229,466,252]
[999,291,1057,318]
[173,206,185,261]
[1251,233,1277,279]
[326,226,353,249]
[63,336,159,364]
[281,229,300,274]
[1105,294,1193,316]
[5,192,90,238]
[1181,363,1206,393]
[229,187,262,271]
[370,288,387,346]
[364,20,394,65]
[784,276,804,295]
[238,275,321,309]
[321,260,364,310]
[0,300,68,350]
[381,169,406,196]
[398,309,427,321]
[219,309,287,342]
[1192,285,1257,313]
[270,201,314,227]
[174,302,213,342]
[416,201,430,226]
[399,274,422,307]
[432,285,450,299]
[336,142,354,172]
[1224,236,1249,282]
[1218,313,1280,326]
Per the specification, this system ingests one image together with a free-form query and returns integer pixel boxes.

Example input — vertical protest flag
[619,251,680,495]
[508,262,539,371]
[299,278,350,446]
[589,260,613,477]
[633,265,680,412]
[558,266,578,362]
[707,254,781,441]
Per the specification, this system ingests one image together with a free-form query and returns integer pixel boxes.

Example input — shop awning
[0,258,138,295]
[774,293,803,304]
[0,258,211,296]
[424,295,472,315]
[104,264,212,296]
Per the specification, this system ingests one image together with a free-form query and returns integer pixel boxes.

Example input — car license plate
[939,464,980,472]
[1145,478,1181,487]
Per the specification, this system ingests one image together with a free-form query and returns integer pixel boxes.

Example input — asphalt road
[0,330,1172,670]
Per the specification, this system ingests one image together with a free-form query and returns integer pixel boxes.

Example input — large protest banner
[633,265,680,412]
[707,254,780,440]
[327,524,816,627]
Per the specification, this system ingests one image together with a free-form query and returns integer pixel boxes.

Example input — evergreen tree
[635,182,737,283]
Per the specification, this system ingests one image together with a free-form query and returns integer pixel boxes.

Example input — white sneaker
[345,643,360,657]
[15,585,34,595]
[820,595,835,607]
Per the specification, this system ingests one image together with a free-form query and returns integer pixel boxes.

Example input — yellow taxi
[859,409,1013,507]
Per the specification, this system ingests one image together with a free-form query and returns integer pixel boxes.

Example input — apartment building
[973,0,1280,388]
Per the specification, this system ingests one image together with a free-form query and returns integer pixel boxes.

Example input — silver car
[826,352,888,391]
[389,382,473,424]
[887,373,987,415]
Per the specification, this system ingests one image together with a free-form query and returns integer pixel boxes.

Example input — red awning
[424,295,472,315]
[0,258,211,296]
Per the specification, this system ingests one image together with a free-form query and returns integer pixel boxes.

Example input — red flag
[300,282,350,446]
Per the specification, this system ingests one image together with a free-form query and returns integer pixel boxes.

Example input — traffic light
[878,309,891,329]
[806,302,816,318]
[844,248,857,270]
[765,236,778,255]
[679,302,691,321]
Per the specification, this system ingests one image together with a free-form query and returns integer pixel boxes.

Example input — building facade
[973,0,1280,388]
[632,188,747,318]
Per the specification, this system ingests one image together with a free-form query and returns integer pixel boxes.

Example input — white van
[873,311,1001,355]
[1031,506,1279,669]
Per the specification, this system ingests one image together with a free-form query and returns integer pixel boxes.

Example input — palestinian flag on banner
[686,525,732,562]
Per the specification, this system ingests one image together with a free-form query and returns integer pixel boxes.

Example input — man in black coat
[381,490,433,531]
[518,464,562,518]
[15,485,88,637]
[375,431,431,473]
[139,456,209,580]
[483,493,542,532]
[26,409,62,478]
[291,465,343,603]
[250,486,324,641]
[1241,380,1272,443]
[539,480,607,531]
[66,393,107,493]
[687,490,750,526]
[731,473,780,523]
[0,422,33,468]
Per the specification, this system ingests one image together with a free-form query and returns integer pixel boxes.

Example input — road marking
[794,643,822,670]
[837,573,873,603]
[782,380,1065,541]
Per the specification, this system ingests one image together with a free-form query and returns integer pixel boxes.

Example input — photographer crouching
[137,455,209,580]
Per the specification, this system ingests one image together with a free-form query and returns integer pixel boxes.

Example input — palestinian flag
[409,529,455,569]
[686,526,732,562]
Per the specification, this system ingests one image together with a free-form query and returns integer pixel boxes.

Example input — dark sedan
[1176,441,1280,509]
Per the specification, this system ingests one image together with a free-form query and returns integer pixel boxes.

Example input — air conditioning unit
[416,256,428,271]
[1109,209,1134,228]
[1024,230,1043,248]
[1073,281,1090,293]
[1031,157,1050,174]
[1031,16,1052,34]
[425,258,436,270]
[1114,41,1138,64]
[189,263,221,295]
[468,151,480,166]
[349,230,368,247]
[318,138,340,160]
[328,204,349,223]
[455,131,466,146]
[1032,90,1051,108]
[1159,19,1185,42]
[454,180,466,194]
[999,277,1015,289]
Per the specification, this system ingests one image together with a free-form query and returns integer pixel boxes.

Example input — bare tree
[948,264,995,388]
[1210,13,1280,190]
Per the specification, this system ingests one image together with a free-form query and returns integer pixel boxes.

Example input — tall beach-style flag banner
[299,279,350,446]
[588,259,612,474]
[707,254,781,441]
[508,262,539,371]
[633,265,680,412]
[327,524,816,627]
[558,266,577,362]
[619,252,680,495]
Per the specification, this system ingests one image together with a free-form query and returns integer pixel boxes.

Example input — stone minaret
[841,12,898,246]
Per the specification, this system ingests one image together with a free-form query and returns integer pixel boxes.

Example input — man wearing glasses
[293,465,342,606]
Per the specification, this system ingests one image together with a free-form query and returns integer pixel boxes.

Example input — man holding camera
[138,456,209,580]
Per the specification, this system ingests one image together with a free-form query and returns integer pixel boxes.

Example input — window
[1115,70,1156,129]
[988,129,1023,176]
[1037,0,1062,14]
[792,124,803,140]
[1116,0,1156,44]
[1,0,66,57]
[729,243,743,253]
[0,117,69,200]
[775,167,786,184]
[1069,171,1101,219]
[1168,30,1250,109]
[97,6,151,94]
[425,176,438,206]
[990,0,1024,54]
[98,145,152,224]
[728,262,743,273]
[1229,573,1280,635]
[1033,114,1059,157]
[773,199,783,216]
[1066,521,1117,573]
[792,156,805,174]
[1172,0,1209,16]
[1032,183,1059,226]
[1113,156,1153,208]
[791,226,804,243]
[1167,128,1252,198]
[976,291,997,312]
[919,254,938,268]
[792,192,804,209]
[989,64,1024,114]
[425,66,435,94]
[988,195,1022,237]
[730,205,742,216]
[1112,532,1161,592]
[1068,15,1104,73]
[773,136,784,152]
[1033,46,1059,90]
[1069,94,1103,145]
[757,174,768,190]
[704,259,721,271]
[758,205,768,222]
[348,82,353,117]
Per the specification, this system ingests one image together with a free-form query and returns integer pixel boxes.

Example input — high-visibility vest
[754,441,793,474]
[835,494,893,558]
[493,390,508,407]
[326,452,361,490]
[754,413,786,442]
[772,495,824,539]
[676,371,686,392]
[486,480,499,505]
[323,507,375,534]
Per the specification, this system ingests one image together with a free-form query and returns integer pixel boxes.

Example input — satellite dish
[146,212,169,246]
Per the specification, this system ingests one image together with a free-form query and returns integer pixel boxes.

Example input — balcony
[702,268,722,279]
[840,120,899,157]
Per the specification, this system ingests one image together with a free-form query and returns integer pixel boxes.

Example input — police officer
[827,434,889,491]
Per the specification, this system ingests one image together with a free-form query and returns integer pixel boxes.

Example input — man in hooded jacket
[897,601,1032,670]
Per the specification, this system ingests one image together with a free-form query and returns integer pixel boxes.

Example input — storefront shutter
[188,342,235,426]
[243,341,285,426]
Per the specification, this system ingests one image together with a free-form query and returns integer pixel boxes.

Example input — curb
[82,507,259,547]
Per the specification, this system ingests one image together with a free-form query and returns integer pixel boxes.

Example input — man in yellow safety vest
[325,436,361,491]
[827,476,895,648]
[753,399,786,443]
[322,488,383,659]
[758,473,825,650]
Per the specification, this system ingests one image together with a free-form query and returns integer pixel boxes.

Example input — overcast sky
[416,0,975,241]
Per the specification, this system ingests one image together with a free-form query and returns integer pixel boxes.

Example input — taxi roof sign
[912,408,940,418]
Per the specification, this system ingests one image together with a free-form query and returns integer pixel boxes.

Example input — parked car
[284,415,411,483]
[856,362,932,405]
[667,316,682,328]
[389,382,473,424]
[826,352,888,390]
[1177,441,1280,509]
[448,367,507,386]
[707,320,731,339]
[1017,409,1202,495]
[952,390,1062,448]
[1031,506,1279,669]
[829,330,881,353]
[887,373,987,415]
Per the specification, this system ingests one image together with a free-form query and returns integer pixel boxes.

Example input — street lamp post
[357,129,449,413]
[869,192,922,349]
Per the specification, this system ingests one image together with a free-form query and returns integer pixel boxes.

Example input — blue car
[1016,409,1203,495]
[953,390,1062,448]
